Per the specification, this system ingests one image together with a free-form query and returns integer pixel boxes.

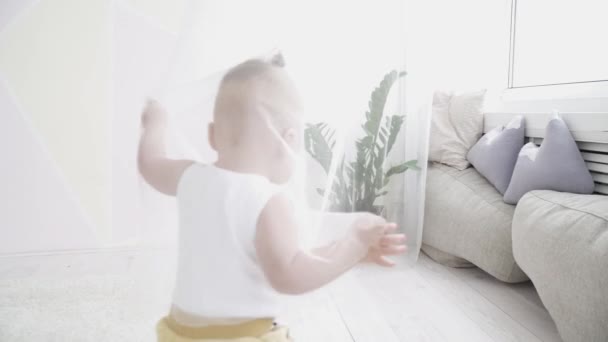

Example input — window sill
[501,81,608,102]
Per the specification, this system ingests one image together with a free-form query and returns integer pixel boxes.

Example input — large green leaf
[385,159,419,179]
[386,115,404,155]
[304,123,335,173]
[364,70,404,142]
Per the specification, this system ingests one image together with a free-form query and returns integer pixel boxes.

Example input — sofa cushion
[428,90,486,170]
[467,115,525,194]
[503,115,595,204]
[423,163,528,283]
[512,190,608,342]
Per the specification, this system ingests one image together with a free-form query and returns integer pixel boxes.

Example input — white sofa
[513,190,608,342]
[422,112,608,341]
[423,163,527,282]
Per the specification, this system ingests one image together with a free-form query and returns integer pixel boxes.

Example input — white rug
[0,274,170,341]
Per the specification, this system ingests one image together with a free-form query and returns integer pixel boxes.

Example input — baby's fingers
[379,244,408,255]
[380,234,406,246]
[357,222,399,248]
[383,223,398,233]
[375,255,396,267]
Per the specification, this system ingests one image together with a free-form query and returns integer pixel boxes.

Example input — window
[509,0,608,88]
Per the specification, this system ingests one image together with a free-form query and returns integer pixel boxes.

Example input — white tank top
[172,163,281,320]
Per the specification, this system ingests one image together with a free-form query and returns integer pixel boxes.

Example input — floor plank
[353,262,495,341]
[281,290,354,342]
[327,273,401,342]
[415,254,545,342]
[446,265,562,342]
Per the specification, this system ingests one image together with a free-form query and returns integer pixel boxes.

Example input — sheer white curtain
[0,0,428,256]
[134,0,429,259]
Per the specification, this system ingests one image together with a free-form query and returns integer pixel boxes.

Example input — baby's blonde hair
[213,53,301,145]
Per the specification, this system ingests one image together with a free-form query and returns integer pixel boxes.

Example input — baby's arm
[255,193,404,295]
[310,211,407,267]
[312,227,407,267]
[138,100,194,196]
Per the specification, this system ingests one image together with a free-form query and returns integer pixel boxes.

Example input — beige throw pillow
[429,89,486,170]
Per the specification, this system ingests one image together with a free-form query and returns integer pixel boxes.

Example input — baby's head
[209,54,303,184]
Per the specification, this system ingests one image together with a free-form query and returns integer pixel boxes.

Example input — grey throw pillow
[467,115,525,194]
[503,115,595,204]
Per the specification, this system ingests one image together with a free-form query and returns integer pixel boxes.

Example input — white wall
[405,0,511,93]
[0,0,113,253]
[0,0,187,254]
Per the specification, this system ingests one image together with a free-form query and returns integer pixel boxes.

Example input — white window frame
[503,0,608,102]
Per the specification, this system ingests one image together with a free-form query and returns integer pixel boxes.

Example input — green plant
[305,70,418,214]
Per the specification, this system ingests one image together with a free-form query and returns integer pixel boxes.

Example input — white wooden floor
[0,249,562,341]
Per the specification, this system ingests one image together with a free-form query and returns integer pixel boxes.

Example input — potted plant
[305,70,418,214]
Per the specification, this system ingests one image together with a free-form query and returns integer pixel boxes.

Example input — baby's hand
[141,99,168,129]
[351,213,407,267]
[363,223,407,267]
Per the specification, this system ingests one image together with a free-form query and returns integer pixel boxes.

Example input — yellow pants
[156,317,293,342]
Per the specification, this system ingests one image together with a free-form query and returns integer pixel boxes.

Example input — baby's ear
[208,122,217,151]
[282,127,298,145]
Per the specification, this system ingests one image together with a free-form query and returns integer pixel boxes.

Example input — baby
[138,55,407,341]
